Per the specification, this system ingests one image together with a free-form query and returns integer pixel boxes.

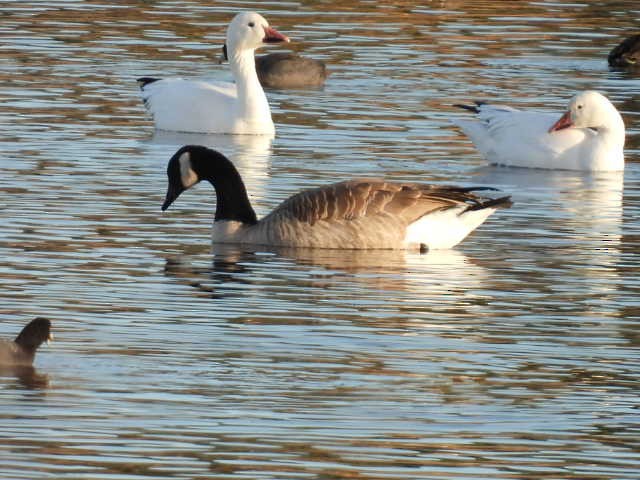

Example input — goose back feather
[256,52,328,89]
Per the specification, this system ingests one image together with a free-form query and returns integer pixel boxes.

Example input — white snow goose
[137,12,289,134]
[454,90,625,171]
[161,146,511,251]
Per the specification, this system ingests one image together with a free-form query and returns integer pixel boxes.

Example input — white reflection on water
[147,130,273,201]
[472,167,623,237]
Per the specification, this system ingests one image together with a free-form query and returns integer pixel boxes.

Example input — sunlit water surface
[1,1,639,479]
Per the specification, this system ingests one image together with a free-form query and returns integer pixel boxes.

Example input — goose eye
[248,22,255,27]
[577,105,583,109]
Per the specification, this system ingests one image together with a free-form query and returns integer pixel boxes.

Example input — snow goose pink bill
[160,145,512,251]
[454,91,625,171]
[137,12,289,135]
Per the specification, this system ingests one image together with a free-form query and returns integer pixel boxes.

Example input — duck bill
[262,26,289,44]
[162,184,183,211]
[549,111,573,132]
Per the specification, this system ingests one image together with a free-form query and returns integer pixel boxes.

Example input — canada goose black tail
[451,186,500,193]
[464,195,512,212]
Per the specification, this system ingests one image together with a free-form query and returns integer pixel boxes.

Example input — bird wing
[265,179,500,226]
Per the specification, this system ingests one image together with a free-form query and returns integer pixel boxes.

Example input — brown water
[1,1,639,479]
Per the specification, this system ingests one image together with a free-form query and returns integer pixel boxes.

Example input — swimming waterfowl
[454,91,625,171]
[161,145,511,250]
[255,52,328,89]
[0,318,52,366]
[137,12,289,134]
[608,34,640,68]
[220,46,328,89]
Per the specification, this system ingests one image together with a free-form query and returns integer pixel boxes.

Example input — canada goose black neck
[176,146,257,225]
[14,317,52,354]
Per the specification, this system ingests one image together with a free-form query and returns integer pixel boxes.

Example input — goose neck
[229,49,261,90]
[199,160,258,225]
[598,110,626,147]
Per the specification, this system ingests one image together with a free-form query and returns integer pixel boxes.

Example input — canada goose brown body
[0,318,52,366]
[162,146,511,250]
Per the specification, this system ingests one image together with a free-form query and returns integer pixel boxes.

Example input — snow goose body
[138,12,289,134]
[454,91,625,171]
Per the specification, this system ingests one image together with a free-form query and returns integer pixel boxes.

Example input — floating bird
[0,318,52,366]
[137,12,289,134]
[255,52,328,89]
[161,145,511,251]
[220,46,328,89]
[454,91,625,171]
[608,34,640,68]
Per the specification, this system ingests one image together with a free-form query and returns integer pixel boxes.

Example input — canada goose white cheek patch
[178,151,199,188]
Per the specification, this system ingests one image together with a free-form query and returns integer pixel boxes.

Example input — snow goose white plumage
[160,145,512,251]
[138,12,289,134]
[454,91,625,171]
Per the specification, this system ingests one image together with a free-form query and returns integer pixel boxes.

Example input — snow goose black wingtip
[136,77,161,90]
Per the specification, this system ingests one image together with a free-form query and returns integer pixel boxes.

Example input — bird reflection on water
[163,243,489,306]
[0,365,50,390]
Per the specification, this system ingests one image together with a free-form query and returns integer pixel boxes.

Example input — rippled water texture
[1,1,640,479]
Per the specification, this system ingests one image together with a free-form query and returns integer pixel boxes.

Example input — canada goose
[161,145,511,250]
[454,91,625,171]
[608,34,640,68]
[137,12,289,134]
[0,318,52,366]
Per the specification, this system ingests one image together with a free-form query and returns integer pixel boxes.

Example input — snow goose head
[549,90,624,134]
[225,12,289,58]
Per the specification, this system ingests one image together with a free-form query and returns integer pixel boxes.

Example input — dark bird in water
[221,45,328,89]
[608,34,640,68]
[0,318,52,366]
